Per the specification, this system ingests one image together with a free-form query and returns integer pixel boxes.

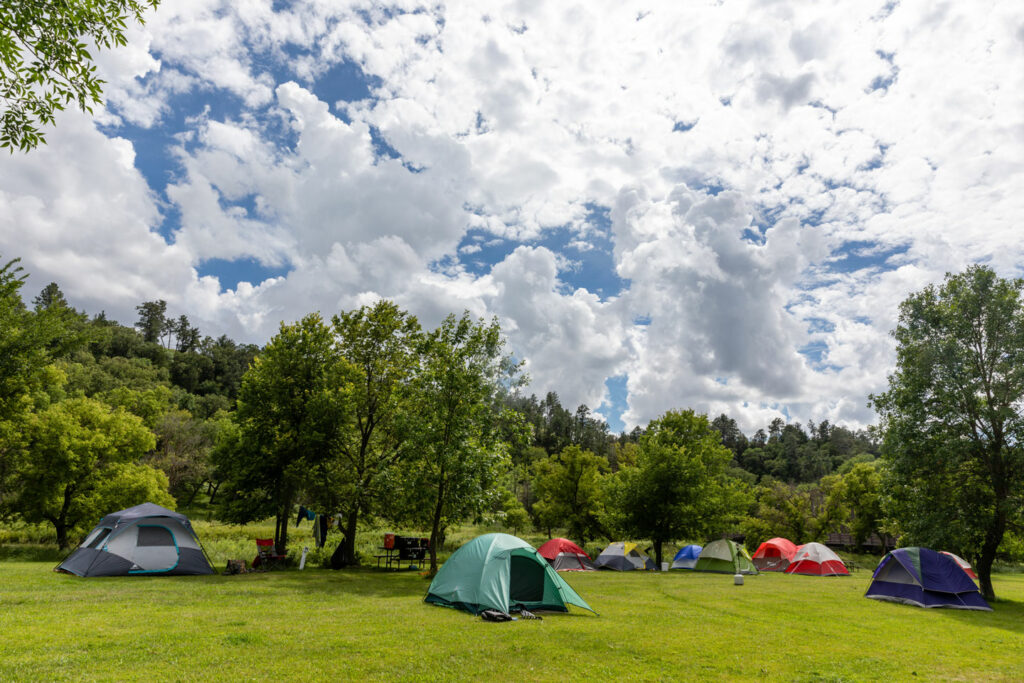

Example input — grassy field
[2,559,1023,681]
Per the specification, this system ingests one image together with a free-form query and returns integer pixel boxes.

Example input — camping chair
[253,539,286,569]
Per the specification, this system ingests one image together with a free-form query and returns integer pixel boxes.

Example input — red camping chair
[253,538,286,569]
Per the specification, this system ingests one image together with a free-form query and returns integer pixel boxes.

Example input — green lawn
[2,562,1023,681]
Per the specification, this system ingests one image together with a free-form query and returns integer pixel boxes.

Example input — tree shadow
[209,566,431,599]
[937,597,1024,635]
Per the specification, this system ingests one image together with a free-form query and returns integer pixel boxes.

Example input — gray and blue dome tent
[671,544,703,569]
[865,547,990,611]
[56,503,214,577]
[425,533,595,615]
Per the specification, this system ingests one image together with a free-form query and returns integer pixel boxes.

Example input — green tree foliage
[742,476,847,550]
[871,265,1024,600]
[134,300,167,344]
[711,413,749,460]
[609,409,748,566]
[404,313,520,573]
[16,396,162,547]
[32,282,68,310]
[532,445,608,544]
[0,258,76,513]
[838,462,884,550]
[0,0,159,151]
[329,300,422,566]
[146,409,215,505]
[217,314,350,555]
[505,391,613,460]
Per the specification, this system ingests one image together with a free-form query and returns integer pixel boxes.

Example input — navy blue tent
[865,547,990,611]
[671,544,703,569]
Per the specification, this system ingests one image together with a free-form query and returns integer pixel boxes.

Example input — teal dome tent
[425,533,596,616]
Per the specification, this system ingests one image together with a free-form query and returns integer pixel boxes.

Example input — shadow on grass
[210,566,431,599]
[937,597,1024,635]
[0,545,65,562]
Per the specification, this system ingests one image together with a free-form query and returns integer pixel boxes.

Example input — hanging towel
[296,505,316,527]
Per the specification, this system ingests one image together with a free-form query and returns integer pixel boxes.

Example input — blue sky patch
[454,204,628,300]
[313,60,378,107]
[196,257,291,292]
[805,317,835,333]
[599,375,629,433]
[827,240,909,273]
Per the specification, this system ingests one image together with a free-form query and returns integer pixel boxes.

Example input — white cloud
[3,0,1022,433]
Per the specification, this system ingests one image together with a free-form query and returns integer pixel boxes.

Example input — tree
[609,409,747,566]
[871,265,1024,600]
[173,315,200,353]
[711,413,749,460]
[16,396,162,547]
[32,282,68,310]
[744,475,846,550]
[146,409,215,505]
[532,445,608,544]
[1,0,159,151]
[329,300,422,566]
[0,257,73,513]
[838,462,885,551]
[134,300,167,344]
[403,313,521,573]
[217,314,350,555]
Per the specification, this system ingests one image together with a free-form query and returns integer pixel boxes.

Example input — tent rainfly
[593,542,656,571]
[670,544,703,570]
[538,538,596,571]
[784,542,848,576]
[865,547,991,611]
[939,551,977,580]
[693,539,758,575]
[56,503,214,577]
[752,537,798,572]
[425,533,595,615]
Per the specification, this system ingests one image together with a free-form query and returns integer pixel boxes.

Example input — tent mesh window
[137,526,175,546]
[83,528,112,549]
[509,555,545,603]
[875,558,916,584]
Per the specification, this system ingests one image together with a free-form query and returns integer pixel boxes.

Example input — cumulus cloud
[3,0,1022,432]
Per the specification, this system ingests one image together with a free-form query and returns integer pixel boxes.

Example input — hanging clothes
[296,505,316,527]
[316,514,329,548]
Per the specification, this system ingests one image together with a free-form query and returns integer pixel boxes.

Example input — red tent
[538,538,596,571]
[784,542,848,576]
[752,537,798,571]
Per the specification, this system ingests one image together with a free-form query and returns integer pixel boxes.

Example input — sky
[2,0,1022,434]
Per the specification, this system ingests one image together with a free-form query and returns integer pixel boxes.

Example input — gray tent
[56,503,214,576]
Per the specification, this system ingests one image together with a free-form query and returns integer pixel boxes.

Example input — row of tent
[538,537,759,574]
[541,536,861,578]
[56,503,991,613]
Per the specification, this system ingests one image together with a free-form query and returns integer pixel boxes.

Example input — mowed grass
[2,563,1023,682]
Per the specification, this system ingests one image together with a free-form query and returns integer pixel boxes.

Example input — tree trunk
[341,509,359,566]
[55,520,69,550]
[184,480,206,507]
[428,470,446,574]
[55,484,75,550]
[207,480,221,505]
[274,495,292,556]
[977,448,1009,602]
[977,500,1006,602]
[654,541,663,568]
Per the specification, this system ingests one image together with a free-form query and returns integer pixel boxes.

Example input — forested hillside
[2,256,1021,591]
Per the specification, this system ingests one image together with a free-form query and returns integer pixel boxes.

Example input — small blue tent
[671,544,703,570]
[865,547,991,611]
